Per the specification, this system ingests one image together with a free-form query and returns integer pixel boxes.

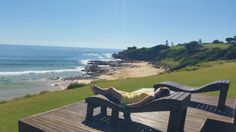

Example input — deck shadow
[189,101,235,117]
[203,111,236,132]
[82,114,161,132]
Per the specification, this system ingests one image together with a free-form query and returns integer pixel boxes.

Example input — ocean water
[0,44,120,100]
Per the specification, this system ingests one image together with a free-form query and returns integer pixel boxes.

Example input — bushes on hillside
[184,41,203,54]
[67,83,86,90]
[113,45,169,61]
[224,45,236,59]
[174,59,200,70]
[212,40,224,44]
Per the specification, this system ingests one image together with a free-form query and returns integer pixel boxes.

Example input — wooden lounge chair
[153,80,230,109]
[85,92,191,132]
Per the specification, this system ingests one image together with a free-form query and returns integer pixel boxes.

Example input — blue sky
[0,0,235,49]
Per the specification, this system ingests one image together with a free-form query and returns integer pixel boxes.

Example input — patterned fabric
[120,88,151,105]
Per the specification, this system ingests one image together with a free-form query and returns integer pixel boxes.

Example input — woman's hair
[154,87,170,99]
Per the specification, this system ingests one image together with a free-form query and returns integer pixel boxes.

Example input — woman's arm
[126,95,154,107]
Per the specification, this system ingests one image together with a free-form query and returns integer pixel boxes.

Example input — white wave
[102,53,113,59]
[81,52,120,64]
[83,53,101,57]
[83,53,113,60]
[101,53,121,61]
[0,67,84,76]
[80,59,90,65]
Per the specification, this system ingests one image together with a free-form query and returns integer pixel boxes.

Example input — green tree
[185,41,202,54]
[212,40,221,43]
[127,46,137,50]
[225,37,234,44]
[165,40,169,46]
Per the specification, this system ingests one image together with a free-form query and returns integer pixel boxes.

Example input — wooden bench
[85,92,191,132]
[154,80,230,109]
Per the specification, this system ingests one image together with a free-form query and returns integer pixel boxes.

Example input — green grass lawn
[170,44,185,50]
[204,43,230,49]
[170,43,230,50]
[1,61,236,132]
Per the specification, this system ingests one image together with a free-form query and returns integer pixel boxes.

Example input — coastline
[0,60,165,101]
[56,60,165,90]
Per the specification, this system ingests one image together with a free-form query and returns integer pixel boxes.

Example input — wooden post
[218,86,228,109]
[168,110,181,132]
[111,109,119,124]
[124,112,131,122]
[178,108,187,132]
[85,103,94,122]
[100,106,107,116]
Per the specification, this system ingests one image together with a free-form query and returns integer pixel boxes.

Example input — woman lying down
[91,85,171,107]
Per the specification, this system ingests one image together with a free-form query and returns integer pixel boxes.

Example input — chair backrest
[153,80,230,93]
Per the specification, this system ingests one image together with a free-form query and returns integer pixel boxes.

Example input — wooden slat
[176,92,187,100]
[170,92,185,100]
[163,91,178,99]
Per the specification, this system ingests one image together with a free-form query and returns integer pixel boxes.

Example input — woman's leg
[91,85,122,100]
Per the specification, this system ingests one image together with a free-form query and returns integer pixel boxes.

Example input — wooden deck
[19,94,236,132]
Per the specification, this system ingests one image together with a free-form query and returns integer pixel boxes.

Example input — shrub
[24,94,33,98]
[224,45,236,59]
[39,91,50,95]
[67,83,86,89]
[0,100,7,104]
[184,41,203,54]
[183,66,200,71]
[173,59,200,70]
[212,40,224,44]
[225,37,234,44]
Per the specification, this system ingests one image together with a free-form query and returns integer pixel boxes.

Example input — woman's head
[154,87,170,99]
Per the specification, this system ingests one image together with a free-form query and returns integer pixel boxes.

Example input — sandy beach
[55,61,165,90]
[99,61,165,80]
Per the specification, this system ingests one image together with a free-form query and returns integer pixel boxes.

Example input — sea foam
[0,67,84,76]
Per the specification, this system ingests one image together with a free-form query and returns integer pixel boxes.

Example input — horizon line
[0,43,124,50]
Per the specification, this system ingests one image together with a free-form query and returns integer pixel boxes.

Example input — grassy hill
[113,43,236,71]
[159,43,232,70]
[0,61,236,132]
